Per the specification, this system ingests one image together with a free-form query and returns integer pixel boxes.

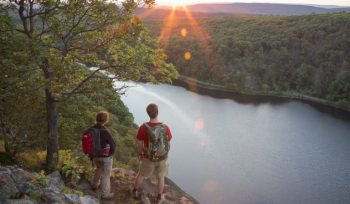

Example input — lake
[117,82,350,204]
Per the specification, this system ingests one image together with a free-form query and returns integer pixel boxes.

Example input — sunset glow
[157,6,176,49]
[170,0,187,6]
[157,0,350,7]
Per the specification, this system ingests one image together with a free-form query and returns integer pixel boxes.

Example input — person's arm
[105,130,116,155]
[136,125,146,159]
[164,124,172,152]
[137,139,144,158]
[165,124,172,141]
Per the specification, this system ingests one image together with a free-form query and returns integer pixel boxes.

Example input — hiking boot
[132,188,142,199]
[91,185,99,191]
[156,193,164,204]
[148,193,164,204]
[101,193,114,200]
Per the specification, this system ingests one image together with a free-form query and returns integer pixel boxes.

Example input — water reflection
[119,82,350,204]
[174,79,350,121]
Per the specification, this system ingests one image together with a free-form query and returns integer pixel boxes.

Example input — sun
[170,0,187,7]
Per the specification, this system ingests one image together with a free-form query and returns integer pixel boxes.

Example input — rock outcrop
[0,165,199,204]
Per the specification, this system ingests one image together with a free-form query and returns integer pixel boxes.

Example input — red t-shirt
[136,122,172,149]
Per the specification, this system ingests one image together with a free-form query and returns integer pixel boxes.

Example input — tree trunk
[0,113,9,153]
[45,88,59,172]
[41,58,59,172]
[3,131,10,153]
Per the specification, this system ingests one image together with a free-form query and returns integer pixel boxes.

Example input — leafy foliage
[16,151,47,170]
[61,187,84,196]
[30,171,49,188]
[143,12,350,108]
[0,0,178,170]
[59,150,93,185]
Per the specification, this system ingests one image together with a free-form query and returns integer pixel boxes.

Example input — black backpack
[82,127,103,158]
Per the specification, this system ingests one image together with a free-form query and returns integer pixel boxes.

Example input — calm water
[117,82,350,204]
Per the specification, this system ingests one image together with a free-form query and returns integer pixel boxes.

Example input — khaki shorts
[138,159,169,178]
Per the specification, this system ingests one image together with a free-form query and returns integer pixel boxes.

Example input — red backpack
[82,128,102,158]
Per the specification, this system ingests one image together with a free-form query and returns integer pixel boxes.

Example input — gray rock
[80,195,99,204]
[3,198,36,204]
[16,182,40,194]
[8,166,35,183]
[45,171,65,193]
[41,191,68,204]
[0,167,18,200]
[0,166,12,175]
[64,194,80,204]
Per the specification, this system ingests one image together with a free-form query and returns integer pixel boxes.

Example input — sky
[155,0,350,7]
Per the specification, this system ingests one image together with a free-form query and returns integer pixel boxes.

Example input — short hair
[146,103,158,119]
[96,111,109,125]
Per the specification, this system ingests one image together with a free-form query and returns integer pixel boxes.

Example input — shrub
[61,187,84,196]
[58,150,93,185]
[16,151,46,170]
[30,170,49,188]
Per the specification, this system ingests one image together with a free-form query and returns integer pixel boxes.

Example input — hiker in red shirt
[132,103,172,203]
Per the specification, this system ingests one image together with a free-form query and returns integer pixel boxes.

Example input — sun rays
[170,0,187,7]
[155,4,222,85]
[156,6,177,49]
[138,4,226,133]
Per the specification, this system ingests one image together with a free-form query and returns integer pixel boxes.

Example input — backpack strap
[144,122,151,130]
[144,122,163,129]
[89,127,101,158]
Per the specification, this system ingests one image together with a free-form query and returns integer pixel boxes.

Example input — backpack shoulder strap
[144,122,164,129]
[90,127,102,157]
[143,122,151,130]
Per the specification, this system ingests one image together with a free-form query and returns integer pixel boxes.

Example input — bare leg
[134,173,145,190]
[157,177,165,195]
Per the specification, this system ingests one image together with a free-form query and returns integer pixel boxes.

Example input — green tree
[296,63,314,92]
[1,0,177,171]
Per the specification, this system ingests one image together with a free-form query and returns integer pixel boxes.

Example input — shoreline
[173,75,350,120]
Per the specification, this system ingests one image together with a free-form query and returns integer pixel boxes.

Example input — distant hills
[186,3,350,15]
[144,3,350,16]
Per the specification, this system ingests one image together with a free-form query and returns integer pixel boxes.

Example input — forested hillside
[142,11,350,108]
[186,3,350,15]
[1,67,139,168]
[0,0,177,172]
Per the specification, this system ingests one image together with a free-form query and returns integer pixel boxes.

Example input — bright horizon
[155,0,350,7]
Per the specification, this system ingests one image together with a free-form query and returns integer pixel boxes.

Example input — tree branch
[29,0,34,34]
[57,67,104,102]
[17,0,31,38]
[23,0,63,19]
[58,63,131,102]
[63,3,94,43]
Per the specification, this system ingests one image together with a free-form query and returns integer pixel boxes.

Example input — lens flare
[181,28,188,37]
[203,180,218,193]
[184,51,191,60]
[195,119,204,130]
